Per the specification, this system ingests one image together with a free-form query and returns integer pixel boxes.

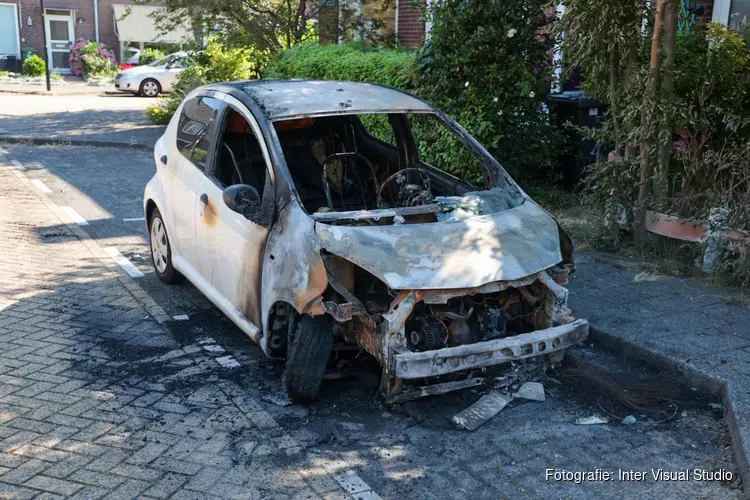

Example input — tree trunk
[633,0,666,247]
[654,0,678,202]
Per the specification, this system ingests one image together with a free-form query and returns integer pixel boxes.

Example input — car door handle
[159,155,168,165]
[199,193,208,205]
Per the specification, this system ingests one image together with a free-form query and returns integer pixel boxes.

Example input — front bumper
[391,318,588,379]
[114,79,137,93]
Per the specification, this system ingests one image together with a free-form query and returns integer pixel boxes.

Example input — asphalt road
[1,142,742,499]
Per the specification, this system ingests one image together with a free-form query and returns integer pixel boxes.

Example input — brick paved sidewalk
[567,252,750,489]
[0,156,357,498]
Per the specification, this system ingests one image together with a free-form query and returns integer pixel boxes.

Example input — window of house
[176,96,222,170]
[729,0,750,30]
[0,4,19,57]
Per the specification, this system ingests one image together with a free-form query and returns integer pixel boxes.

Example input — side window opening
[176,96,221,170]
[212,108,267,199]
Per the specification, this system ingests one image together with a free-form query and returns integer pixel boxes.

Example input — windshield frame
[147,54,184,68]
[269,110,522,217]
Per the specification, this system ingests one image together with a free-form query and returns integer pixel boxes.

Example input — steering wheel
[376,167,432,207]
[320,152,379,210]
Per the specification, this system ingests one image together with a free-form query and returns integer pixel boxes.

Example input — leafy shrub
[22,55,45,77]
[69,39,118,78]
[147,38,267,125]
[266,10,560,184]
[139,48,165,65]
[414,0,560,182]
[265,41,414,89]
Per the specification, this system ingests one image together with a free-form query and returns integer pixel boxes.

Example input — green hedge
[264,41,415,90]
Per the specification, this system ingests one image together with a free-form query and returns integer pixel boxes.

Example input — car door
[164,95,223,269]
[195,95,275,328]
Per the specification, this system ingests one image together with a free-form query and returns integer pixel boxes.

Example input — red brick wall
[397,0,424,47]
[18,0,44,57]
[15,0,136,64]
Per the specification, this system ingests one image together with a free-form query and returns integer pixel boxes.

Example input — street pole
[39,0,51,91]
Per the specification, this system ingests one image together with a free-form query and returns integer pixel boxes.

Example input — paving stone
[23,475,83,496]
[142,472,187,499]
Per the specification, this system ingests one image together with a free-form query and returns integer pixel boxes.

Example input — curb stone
[0,136,153,152]
[586,325,749,497]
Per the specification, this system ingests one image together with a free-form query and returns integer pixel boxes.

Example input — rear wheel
[140,79,161,97]
[284,315,333,403]
[149,208,183,284]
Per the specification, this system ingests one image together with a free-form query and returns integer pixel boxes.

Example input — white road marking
[31,179,52,194]
[123,217,145,222]
[103,246,145,278]
[204,344,226,353]
[334,471,383,499]
[61,206,88,226]
[10,159,25,171]
[172,314,189,321]
[215,355,240,368]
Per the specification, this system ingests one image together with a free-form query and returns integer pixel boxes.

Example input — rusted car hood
[314,199,562,290]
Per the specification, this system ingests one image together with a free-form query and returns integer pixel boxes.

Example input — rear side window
[176,96,222,170]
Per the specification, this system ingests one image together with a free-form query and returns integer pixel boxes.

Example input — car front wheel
[149,208,183,284]
[140,79,161,98]
[284,315,333,403]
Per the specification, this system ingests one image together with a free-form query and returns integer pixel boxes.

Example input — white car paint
[144,92,265,344]
[124,48,141,65]
[114,52,187,97]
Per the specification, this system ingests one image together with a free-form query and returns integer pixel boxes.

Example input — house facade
[0,0,190,72]
[391,0,749,48]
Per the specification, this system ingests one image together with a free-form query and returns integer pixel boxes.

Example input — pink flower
[674,140,687,152]
[608,151,615,162]
[678,129,689,139]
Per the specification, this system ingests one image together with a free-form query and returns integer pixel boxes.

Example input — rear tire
[149,208,183,284]
[284,315,333,403]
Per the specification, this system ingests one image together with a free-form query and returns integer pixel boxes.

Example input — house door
[45,12,74,74]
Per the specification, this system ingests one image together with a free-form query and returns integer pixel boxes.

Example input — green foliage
[139,48,165,65]
[413,0,561,181]
[266,15,561,184]
[265,41,414,88]
[22,55,45,77]
[147,38,266,125]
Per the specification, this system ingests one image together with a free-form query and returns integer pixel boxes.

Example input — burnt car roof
[220,80,433,120]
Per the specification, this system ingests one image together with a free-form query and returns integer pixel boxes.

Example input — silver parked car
[114,52,188,97]
[143,80,589,403]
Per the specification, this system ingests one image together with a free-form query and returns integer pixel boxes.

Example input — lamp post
[39,0,51,91]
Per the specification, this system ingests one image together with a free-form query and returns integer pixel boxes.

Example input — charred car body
[144,80,589,403]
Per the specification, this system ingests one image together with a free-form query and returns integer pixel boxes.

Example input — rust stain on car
[201,198,218,227]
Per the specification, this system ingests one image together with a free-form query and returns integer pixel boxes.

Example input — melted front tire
[284,315,333,403]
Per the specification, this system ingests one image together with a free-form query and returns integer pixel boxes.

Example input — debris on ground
[576,415,609,425]
[633,271,665,283]
[622,415,636,425]
[262,393,292,406]
[513,382,546,402]
[452,391,513,431]
[709,402,723,411]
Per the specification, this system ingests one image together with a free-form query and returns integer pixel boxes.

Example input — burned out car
[144,80,588,403]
